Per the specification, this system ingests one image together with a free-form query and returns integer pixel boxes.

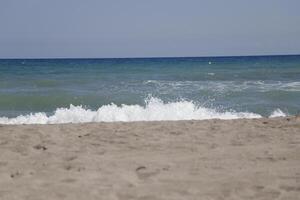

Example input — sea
[0,55,299,124]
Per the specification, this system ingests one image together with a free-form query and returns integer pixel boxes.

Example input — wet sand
[0,117,300,200]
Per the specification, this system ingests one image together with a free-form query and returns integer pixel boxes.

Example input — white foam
[143,80,300,92]
[0,98,262,124]
[269,109,287,118]
[0,97,279,125]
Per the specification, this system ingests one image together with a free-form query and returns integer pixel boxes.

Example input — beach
[0,117,299,200]
[2,1,300,199]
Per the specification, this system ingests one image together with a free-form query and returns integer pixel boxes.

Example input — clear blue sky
[0,0,300,58]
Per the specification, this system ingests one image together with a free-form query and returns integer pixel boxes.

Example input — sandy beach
[0,117,299,200]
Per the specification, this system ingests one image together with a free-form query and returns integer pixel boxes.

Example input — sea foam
[269,109,287,118]
[0,98,286,125]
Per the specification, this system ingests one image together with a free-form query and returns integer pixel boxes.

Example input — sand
[0,117,299,200]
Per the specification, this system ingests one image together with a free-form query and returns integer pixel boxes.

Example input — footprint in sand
[33,144,47,151]
[10,171,22,179]
[135,166,159,180]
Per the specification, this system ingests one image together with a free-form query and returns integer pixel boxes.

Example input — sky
[0,0,300,58]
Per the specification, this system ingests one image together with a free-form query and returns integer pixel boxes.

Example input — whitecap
[269,109,287,118]
[0,97,263,124]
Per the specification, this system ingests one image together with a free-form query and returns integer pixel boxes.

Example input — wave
[143,80,300,92]
[269,109,287,118]
[0,98,287,125]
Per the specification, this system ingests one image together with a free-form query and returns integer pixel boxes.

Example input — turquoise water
[0,55,300,123]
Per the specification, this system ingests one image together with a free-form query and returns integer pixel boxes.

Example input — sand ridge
[0,117,300,200]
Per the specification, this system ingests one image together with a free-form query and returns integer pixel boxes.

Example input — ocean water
[0,55,300,124]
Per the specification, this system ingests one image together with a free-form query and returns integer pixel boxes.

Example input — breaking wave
[0,98,287,125]
[269,109,287,118]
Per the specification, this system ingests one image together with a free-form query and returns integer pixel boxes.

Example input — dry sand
[0,117,300,200]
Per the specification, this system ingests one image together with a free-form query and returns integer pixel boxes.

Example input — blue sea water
[0,55,300,124]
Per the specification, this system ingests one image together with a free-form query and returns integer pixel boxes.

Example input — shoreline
[0,115,293,126]
[0,117,299,199]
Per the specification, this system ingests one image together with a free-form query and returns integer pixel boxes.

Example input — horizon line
[0,53,299,60]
